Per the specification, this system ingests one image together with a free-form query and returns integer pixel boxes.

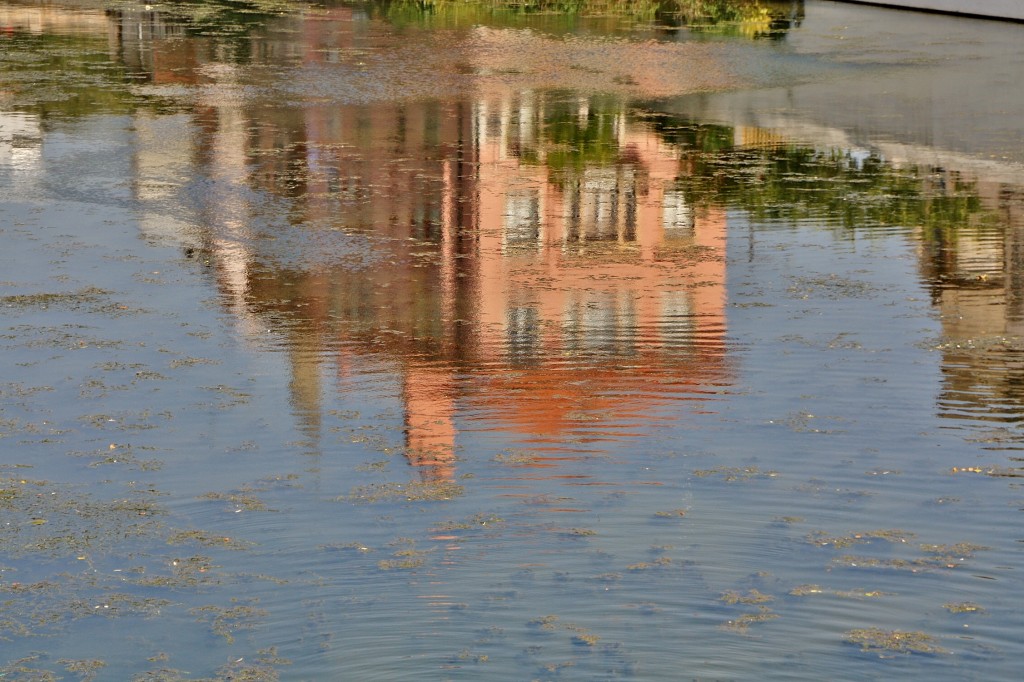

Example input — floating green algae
[845,628,948,655]
[720,589,774,605]
[721,607,778,634]
[692,465,777,481]
[943,602,984,614]
[343,480,464,503]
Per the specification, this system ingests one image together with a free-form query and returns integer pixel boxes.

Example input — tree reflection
[653,112,1024,442]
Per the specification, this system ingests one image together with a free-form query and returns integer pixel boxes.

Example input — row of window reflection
[505,291,698,364]
[503,185,695,247]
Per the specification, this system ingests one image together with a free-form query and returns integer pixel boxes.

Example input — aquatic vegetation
[525,618,602,647]
[166,530,254,550]
[199,490,272,512]
[721,606,778,634]
[69,442,164,471]
[3,324,128,350]
[692,465,777,481]
[377,556,426,570]
[344,480,465,502]
[453,647,490,664]
[844,628,948,655]
[431,513,504,534]
[200,384,253,408]
[807,529,914,549]
[58,659,106,681]
[944,602,984,614]
[0,478,167,557]
[167,356,221,369]
[789,584,891,599]
[528,614,561,630]
[919,542,990,556]
[135,555,223,588]
[378,537,429,570]
[354,459,391,472]
[492,450,536,465]
[570,630,600,647]
[787,274,878,301]
[318,541,372,553]
[833,556,916,571]
[190,600,268,644]
[0,577,172,640]
[831,540,988,572]
[626,556,673,570]
[0,287,110,310]
[720,588,773,605]
[0,655,59,681]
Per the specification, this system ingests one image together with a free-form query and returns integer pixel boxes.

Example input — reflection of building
[0,1,113,36]
[201,87,731,480]
[470,91,728,439]
[0,111,42,186]
[917,174,1024,428]
[107,8,732,481]
[147,68,728,482]
[83,2,735,481]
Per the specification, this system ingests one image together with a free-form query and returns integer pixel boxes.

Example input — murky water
[2,0,1024,678]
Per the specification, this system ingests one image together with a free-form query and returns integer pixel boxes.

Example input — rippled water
[2,1,1024,679]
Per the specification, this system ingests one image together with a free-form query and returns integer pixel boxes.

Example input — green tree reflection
[643,114,997,234]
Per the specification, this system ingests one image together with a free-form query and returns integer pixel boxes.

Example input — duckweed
[692,466,777,481]
[844,628,948,654]
[807,528,914,548]
[722,607,778,633]
[344,480,464,503]
[721,589,773,605]
[190,600,268,644]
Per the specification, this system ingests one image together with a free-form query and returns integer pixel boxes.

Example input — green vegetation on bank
[364,0,802,36]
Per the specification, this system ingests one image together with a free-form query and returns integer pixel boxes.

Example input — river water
[2,1,1023,679]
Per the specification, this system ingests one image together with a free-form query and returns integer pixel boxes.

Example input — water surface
[2,1,1024,679]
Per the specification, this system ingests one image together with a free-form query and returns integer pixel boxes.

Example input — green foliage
[363,0,800,36]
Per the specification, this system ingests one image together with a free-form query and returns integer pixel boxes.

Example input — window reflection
[662,188,695,238]
[503,189,541,248]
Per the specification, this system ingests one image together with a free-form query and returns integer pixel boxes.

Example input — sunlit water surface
[2,1,1023,679]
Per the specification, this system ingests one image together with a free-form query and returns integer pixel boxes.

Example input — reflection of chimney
[402,366,457,481]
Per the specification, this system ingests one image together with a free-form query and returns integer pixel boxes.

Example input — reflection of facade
[26,5,722,481]
[471,91,728,439]
[0,1,113,36]
[918,174,1024,427]
[113,5,731,481]
[0,111,42,186]
[205,85,731,480]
